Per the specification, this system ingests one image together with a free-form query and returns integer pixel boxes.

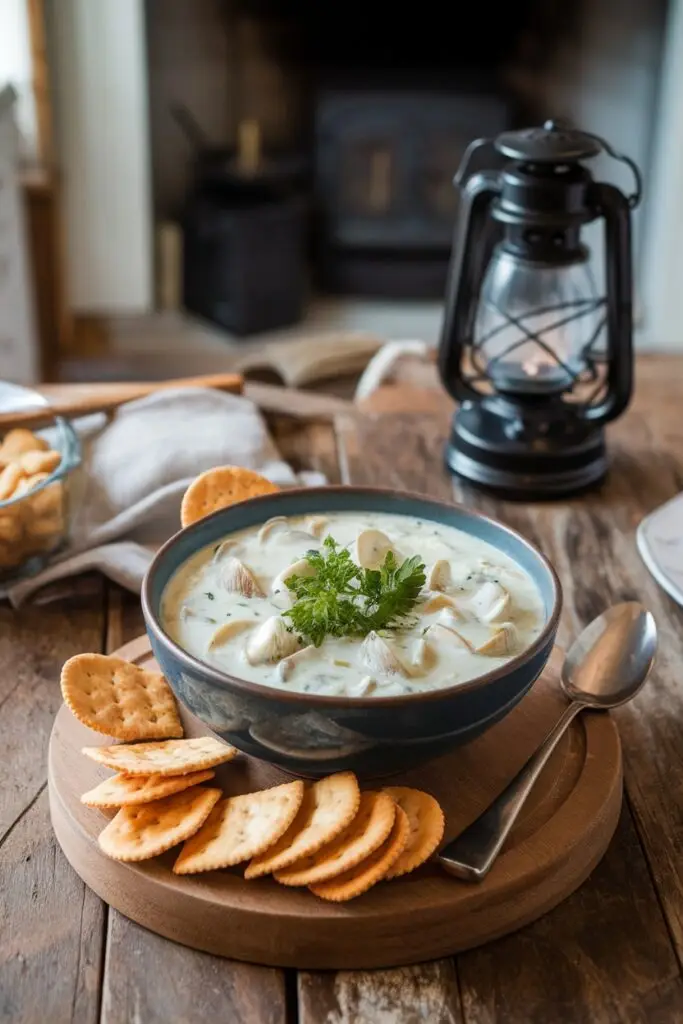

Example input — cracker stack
[60,650,446,901]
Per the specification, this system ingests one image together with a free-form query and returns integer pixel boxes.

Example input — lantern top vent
[495,121,602,164]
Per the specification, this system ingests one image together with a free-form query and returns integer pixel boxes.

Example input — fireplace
[233,0,565,298]
[134,0,666,325]
[314,86,509,298]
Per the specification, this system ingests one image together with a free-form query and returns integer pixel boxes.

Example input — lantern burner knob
[495,123,603,164]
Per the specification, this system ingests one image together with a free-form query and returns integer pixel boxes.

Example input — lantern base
[444,404,608,499]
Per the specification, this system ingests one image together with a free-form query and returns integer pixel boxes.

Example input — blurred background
[0,0,679,388]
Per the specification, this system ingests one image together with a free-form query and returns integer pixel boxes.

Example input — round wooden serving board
[48,636,622,970]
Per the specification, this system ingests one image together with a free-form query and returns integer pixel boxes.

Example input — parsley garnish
[283,536,426,647]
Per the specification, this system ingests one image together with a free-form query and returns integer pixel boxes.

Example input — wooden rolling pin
[0,374,244,430]
[0,373,356,431]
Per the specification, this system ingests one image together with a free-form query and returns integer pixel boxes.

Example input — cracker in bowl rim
[180,465,279,528]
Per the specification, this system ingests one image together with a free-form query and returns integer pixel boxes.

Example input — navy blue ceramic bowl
[142,487,561,778]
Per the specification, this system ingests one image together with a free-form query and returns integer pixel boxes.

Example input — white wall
[0,88,40,382]
[49,0,153,313]
[0,0,38,160]
[540,0,668,343]
[639,0,683,349]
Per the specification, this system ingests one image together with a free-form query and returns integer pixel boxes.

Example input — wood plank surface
[457,805,683,1024]
[269,418,342,485]
[101,914,288,1024]
[318,379,683,1023]
[4,353,683,1023]
[98,590,289,1024]
[1,791,106,1024]
[0,577,107,1024]
[299,961,462,1024]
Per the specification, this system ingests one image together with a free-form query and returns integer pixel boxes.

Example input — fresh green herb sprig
[283,536,426,647]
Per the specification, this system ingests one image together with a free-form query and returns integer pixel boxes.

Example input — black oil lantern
[438,120,642,498]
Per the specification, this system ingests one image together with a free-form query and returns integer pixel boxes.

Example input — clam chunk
[306,515,328,538]
[354,529,395,569]
[207,620,254,651]
[410,637,437,676]
[271,558,317,596]
[276,644,316,682]
[426,559,451,592]
[427,621,473,652]
[245,616,301,665]
[349,675,376,698]
[360,631,409,678]
[219,556,264,598]
[212,539,238,563]
[258,515,320,547]
[422,592,463,616]
[476,622,518,656]
[257,516,288,543]
[467,581,511,623]
[438,608,466,632]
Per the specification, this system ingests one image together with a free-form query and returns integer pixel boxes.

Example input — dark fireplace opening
[149,0,579,329]
[244,0,575,299]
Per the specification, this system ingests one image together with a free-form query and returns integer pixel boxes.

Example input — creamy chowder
[161,511,546,698]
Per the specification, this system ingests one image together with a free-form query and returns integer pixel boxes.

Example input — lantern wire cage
[462,256,610,409]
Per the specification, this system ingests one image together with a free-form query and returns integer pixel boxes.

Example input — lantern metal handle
[580,182,633,425]
[439,170,501,402]
[580,130,643,210]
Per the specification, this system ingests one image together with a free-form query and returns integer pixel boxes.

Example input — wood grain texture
[100,914,287,1024]
[0,579,106,1023]
[0,791,105,1024]
[457,806,683,1024]
[0,374,243,429]
[299,961,462,1024]
[269,418,342,485]
[0,578,105,844]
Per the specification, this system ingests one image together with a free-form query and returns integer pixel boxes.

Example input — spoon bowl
[562,602,657,708]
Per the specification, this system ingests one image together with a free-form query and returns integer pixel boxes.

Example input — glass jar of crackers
[0,383,81,580]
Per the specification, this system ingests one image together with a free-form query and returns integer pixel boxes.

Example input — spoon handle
[438,700,586,882]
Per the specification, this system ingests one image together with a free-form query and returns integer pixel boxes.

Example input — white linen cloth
[5,387,325,606]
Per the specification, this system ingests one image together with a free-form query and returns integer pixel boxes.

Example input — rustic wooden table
[2,355,683,1023]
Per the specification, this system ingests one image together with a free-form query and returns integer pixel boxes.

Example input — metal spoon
[439,602,657,882]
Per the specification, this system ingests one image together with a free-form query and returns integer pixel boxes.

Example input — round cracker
[382,786,446,879]
[61,653,183,741]
[174,780,305,874]
[80,769,216,808]
[180,466,279,527]
[82,736,237,776]
[273,790,395,887]
[244,771,360,879]
[310,804,411,902]
[98,786,222,862]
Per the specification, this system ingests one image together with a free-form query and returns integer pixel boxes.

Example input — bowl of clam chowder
[142,487,561,777]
